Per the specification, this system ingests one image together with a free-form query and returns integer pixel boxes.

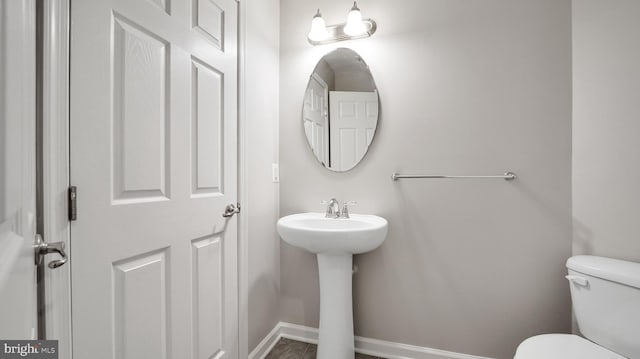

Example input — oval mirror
[302,48,379,172]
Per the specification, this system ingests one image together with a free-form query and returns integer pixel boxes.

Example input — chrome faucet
[324,198,341,218]
[323,199,357,218]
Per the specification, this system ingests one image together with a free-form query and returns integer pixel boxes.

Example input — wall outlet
[272,163,280,183]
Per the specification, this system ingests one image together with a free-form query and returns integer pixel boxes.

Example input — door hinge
[68,186,77,221]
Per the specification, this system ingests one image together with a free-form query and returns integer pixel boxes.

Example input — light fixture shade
[344,2,367,36]
[308,10,330,42]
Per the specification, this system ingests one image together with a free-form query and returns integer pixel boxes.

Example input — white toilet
[515,255,640,359]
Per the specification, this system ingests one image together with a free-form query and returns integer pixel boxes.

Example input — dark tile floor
[265,338,383,359]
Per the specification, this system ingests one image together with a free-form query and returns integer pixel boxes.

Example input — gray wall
[245,0,280,352]
[572,1,640,261]
[334,68,375,92]
[279,1,573,358]
[313,59,336,90]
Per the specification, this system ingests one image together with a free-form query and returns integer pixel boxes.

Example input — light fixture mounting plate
[308,19,377,46]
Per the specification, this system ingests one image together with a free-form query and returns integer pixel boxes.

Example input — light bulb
[308,9,329,42]
[344,1,367,36]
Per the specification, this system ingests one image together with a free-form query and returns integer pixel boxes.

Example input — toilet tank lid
[567,255,640,289]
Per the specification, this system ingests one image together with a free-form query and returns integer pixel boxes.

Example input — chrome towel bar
[391,172,517,181]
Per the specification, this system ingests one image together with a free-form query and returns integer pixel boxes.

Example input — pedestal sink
[277,212,388,359]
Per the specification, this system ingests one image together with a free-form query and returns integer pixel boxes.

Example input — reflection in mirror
[302,48,379,172]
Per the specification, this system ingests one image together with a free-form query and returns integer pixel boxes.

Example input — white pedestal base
[316,254,355,359]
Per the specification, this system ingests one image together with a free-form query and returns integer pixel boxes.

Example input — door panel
[194,0,225,47]
[0,0,38,340]
[329,91,378,171]
[191,57,224,196]
[191,235,223,359]
[112,15,171,203]
[70,0,238,357]
[113,249,169,359]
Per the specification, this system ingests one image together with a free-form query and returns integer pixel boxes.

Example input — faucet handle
[341,201,357,218]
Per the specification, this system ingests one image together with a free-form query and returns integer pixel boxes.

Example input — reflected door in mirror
[303,75,329,166]
[329,91,378,171]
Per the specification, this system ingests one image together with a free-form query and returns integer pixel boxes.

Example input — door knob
[222,203,241,218]
[34,234,68,269]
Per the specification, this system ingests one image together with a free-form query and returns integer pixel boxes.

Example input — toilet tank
[567,255,640,359]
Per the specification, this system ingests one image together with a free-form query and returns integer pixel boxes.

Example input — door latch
[222,203,241,218]
[35,234,68,269]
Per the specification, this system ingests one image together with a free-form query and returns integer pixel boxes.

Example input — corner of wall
[244,0,282,352]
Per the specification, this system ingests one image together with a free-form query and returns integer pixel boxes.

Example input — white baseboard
[248,324,283,359]
[249,322,495,359]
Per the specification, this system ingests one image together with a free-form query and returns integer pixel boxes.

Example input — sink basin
[277,212,388,359]
[277,212,388,255]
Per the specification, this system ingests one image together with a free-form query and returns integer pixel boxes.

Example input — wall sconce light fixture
[307,1,377,46]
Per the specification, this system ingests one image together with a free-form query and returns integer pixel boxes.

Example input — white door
[70,0,238,357]
[329,91,378,171]
[0,0,38,339]
[303,75,329,166]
